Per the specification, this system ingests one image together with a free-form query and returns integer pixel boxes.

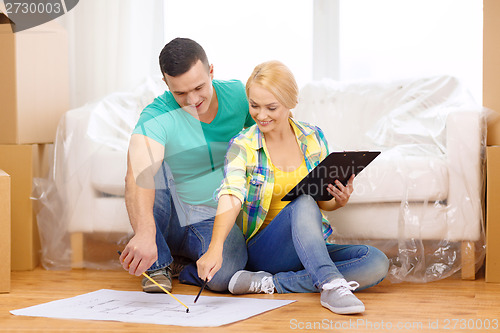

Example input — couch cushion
[91,149,127,196]
[349,149,448,203]
[294,76,477,151]
[88,147,450,203]
[325,201,449,240]
[67,197,131,233]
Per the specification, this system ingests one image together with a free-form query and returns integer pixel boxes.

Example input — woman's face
[248,84,290,134]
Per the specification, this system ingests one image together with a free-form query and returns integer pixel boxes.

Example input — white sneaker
[228,270,275,295]
[320,278,365,314]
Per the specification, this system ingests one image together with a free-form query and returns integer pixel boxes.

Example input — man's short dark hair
[159,38,209,77]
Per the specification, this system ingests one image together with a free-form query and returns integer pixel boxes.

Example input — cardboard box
[0,144,53,270]
[484,0,500,146]
[486,146,500,283]
[0,170,11,293]
[0,13,69,144]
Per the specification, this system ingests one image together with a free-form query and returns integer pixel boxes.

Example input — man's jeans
[148,163,247,292]
[246,195,389,294]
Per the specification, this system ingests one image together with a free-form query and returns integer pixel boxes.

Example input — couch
[36,75,486,281]
[35,77,165,269]
[294,75,485,282]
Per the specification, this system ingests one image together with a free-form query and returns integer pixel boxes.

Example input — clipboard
[281,151,380,201]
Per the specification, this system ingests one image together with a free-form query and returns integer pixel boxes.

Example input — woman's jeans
[246,195,389,294]
[148,162,247,292]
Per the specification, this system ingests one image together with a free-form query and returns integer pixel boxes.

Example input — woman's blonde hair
[246,60,299,110]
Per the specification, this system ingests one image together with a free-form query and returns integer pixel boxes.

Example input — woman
[197,61,389,315]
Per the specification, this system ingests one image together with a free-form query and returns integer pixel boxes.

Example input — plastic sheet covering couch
[294,76,486,282]
[35,75,486,282]
[34,76,166,269]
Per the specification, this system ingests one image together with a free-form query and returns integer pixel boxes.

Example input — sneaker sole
[321,300,365,315]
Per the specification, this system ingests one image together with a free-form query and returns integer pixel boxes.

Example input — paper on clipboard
[282,151,380,201]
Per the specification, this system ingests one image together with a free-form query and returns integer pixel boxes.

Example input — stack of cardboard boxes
[0,13,69,290]
[0,170,10,293]
[484,0,500,284]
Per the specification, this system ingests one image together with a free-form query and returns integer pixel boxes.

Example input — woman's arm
[196,194,242,281]
[197,139,248,281]
[317,174,354,211]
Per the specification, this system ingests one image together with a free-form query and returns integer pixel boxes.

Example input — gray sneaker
[228,270,275,295]
[320,278,365,315]
[142,267,172,293]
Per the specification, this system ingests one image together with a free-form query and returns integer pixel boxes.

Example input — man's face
[163,60,214,118]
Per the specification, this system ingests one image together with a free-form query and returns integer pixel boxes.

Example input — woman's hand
[326,174,354,207]
[324,174,355,209]
[196,194,242,282]
[196,246,224,282]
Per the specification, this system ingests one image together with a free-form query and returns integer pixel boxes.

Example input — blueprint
[10,289,295,327]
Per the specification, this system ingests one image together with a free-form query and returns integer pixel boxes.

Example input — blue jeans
[148,162,247,292]
[246,195,389,294]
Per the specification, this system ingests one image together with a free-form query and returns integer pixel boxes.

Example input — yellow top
[261,158,308,230]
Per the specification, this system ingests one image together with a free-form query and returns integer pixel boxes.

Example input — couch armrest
[446,110,485,241]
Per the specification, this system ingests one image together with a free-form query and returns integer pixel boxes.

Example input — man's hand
[120,231,157,276]
[122,134,164,276]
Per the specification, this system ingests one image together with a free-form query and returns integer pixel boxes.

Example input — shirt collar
[248,117,314,150]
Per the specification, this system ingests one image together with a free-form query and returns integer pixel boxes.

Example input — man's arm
[120,134,165,276]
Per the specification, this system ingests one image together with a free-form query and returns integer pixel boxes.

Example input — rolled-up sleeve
[316,126,330,160]
[214,140,248,204]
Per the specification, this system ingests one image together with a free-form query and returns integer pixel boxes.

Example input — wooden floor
[1,267,499,332]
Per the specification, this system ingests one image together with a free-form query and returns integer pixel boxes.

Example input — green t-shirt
[133,79,254,207]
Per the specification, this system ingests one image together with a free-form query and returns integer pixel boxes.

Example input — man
[119,38,253,293]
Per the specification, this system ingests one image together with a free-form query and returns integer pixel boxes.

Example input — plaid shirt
[215,117,334,241]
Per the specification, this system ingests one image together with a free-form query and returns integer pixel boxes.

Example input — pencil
[117,251,190,313]
[194,278,208,303]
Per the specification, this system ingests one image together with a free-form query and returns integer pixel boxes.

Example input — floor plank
[1,267,499,332]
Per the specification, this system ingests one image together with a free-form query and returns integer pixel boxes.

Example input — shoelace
[249,276,275,294]
[149,269,164,276]
[169,261,186,277]
[322,279,360,297]
[149,268,170,278]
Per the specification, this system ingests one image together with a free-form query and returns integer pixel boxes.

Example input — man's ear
[162,75,170,90]
[209,64,214,80]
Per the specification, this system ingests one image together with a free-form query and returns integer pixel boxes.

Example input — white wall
[165,0,482,103]
[335,0,483,103]
[59,0,164,108]
[164,0,313,89]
